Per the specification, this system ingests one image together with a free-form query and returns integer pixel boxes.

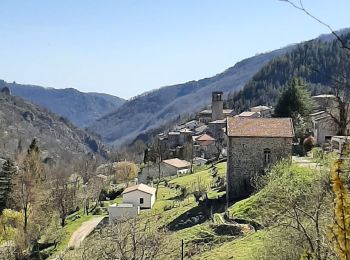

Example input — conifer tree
[0,158,17,210]
[274,78,312,119]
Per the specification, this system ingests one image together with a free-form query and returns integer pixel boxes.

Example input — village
[0,2,349,258]
[0,84,347,259]
[106,90,345,223]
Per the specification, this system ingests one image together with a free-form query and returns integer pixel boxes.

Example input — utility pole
[181,239,184,260]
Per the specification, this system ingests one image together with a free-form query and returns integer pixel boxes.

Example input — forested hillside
[226,32,350,112]
[1,81,125,127]
[0,91,108,162]
[89,47,292,145]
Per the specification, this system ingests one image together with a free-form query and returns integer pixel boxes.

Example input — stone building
[226,117,294,200]
[193,133,216,158]
[138,158,191,183]
[310,111,338,144]
[212,91,224,121]
[198,92,233,124]
[250,105,273,118]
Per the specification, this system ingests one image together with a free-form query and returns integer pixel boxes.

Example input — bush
[92,207,103,215]
[163,204,173,211]
[292,144,305,156]
[312,147,324,162]
[100,187,124,201]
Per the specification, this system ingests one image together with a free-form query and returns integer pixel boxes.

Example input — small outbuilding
[162,158,191,175]
[122,183,156,209]
[108,203,140,223]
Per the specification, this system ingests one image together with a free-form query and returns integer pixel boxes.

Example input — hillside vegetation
[88,47,292,145]
[0,92,108,160]
[227,32,350,113]
[62,157,336,259]
[1,80,125,128]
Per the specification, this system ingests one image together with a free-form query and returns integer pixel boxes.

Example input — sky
[0,0,349,99]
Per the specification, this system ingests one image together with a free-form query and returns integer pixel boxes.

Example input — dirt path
[68,216,105,249]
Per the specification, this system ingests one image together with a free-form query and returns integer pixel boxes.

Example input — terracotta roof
[227,117,294,138]
[122,183,156,195]
[162,158,191,169]
[196,133,215,142]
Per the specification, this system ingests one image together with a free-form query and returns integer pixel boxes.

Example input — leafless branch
[279,0,350,51]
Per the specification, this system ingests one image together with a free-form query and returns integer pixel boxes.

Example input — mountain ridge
[0,80,125,128]
[0,91,108,162]
[88,46,295,145]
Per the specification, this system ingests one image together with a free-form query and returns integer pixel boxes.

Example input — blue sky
[0,0,349,99]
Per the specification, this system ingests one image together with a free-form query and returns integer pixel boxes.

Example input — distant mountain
[0,91,108,162]
[226,31,350,113]
[88,47,294,145]
[0,81,125,127]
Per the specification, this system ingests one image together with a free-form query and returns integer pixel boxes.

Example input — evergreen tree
[274,78,312,119]
[0,159,17,210]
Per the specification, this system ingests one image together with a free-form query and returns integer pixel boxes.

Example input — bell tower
[211,91,224,121]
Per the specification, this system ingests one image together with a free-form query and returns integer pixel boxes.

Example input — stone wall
[227,137,292,200]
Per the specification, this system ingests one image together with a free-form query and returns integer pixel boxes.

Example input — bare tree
[67,217,169,260]
[50,165,74,227]
[279,0,350,51]
[280,0,350,135]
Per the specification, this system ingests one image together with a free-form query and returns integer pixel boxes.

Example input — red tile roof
[122,183,156,195]
[196,133,215,142]
[227,117,294,138]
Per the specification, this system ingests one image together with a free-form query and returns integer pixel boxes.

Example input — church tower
[211,91,224,121]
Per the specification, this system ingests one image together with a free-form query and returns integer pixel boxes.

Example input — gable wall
[227,136,292,200]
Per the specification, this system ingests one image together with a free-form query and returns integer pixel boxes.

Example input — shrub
[92,207,103,215]
[311,147,324,162]
[163,204,173,211]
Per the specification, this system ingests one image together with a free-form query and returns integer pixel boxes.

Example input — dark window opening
[140,198,144,204]
[264,148,271,164]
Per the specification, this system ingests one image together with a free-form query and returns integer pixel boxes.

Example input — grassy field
[60,160,320,259]
[52,211,94,253]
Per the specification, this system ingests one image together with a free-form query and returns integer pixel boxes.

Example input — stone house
[226,117,294,200]
[310,111,338,144]
[331,136,350,154]
[138,158,191,183]
[250,105,273,118]
[198,92,233,124]
[237,111,260,118]
[193,133,216,158]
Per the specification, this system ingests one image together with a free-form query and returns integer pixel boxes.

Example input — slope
[0,91,108,161]
[89,47,293,145]
[227,31,350,112]
[1,81,125,127]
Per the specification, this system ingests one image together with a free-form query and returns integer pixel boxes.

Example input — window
[264,148,271,164]
[140,198,144,204]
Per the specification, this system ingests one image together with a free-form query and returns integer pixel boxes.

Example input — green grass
[53,211,94,253]
[169,162,226,199]
[195,230,268,260]
[229,162,319,222]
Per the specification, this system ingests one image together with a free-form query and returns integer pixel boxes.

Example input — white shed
[108,203,140,223]
[122,183,156,209]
